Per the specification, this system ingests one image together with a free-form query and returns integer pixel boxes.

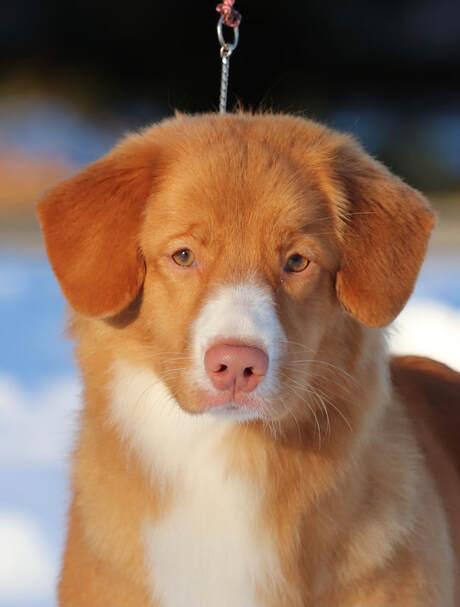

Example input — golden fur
[38,113,460,606]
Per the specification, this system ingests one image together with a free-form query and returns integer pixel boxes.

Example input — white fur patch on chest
[110,362,281,607]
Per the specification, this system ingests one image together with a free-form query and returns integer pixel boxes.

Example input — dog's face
[38,114,434,423]
[136,138,338,420]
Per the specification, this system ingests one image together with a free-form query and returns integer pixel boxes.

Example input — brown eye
[285,253,310,273]
[172,248,195,267]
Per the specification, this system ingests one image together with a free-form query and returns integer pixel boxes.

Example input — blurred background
[0,1,459,605]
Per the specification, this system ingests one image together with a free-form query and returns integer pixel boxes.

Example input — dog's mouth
[201,400,263,422]
[198,389,263,414]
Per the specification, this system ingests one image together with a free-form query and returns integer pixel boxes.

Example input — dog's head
[38,114,434,423]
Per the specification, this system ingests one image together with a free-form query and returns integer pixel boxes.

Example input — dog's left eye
[172,248,195,267]
[284,253,310,273]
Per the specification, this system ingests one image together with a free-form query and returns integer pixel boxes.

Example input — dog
[38,113,460,606]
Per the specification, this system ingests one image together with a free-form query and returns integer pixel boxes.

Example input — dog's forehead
[145,130,330,238]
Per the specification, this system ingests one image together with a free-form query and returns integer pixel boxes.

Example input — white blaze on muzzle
[189,283,286,402]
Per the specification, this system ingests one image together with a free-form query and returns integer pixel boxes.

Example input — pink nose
[204,343,268,394]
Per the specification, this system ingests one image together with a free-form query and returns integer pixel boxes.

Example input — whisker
[278,375,323,447]
[280,371,353,435]
[283,365,357,396]
[279,346,359,387]
[161,367,190,374]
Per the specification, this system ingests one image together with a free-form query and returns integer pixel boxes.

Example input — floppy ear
[37,138,160,318]
[333,139,435,328]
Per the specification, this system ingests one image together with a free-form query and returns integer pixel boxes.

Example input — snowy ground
[0,249,459,607]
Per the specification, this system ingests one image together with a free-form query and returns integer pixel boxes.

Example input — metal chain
[219,48,231,113]
[217,15,240,114]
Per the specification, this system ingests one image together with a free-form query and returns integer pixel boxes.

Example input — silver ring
[217,15,239,53]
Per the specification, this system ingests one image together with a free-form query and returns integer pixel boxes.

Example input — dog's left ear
[333,138,435,328]
[37,137,162,318]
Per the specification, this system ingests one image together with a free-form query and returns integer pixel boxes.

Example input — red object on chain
[216,0,241,28]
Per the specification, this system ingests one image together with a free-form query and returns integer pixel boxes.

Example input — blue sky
[0,248,459,607]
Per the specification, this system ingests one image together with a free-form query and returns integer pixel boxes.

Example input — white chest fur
[110,362,281,607]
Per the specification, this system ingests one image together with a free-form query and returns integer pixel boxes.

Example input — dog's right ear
[37,137,162,318]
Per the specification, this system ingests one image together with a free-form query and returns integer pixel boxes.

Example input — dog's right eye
[284,253,310,273]
[172,248,195,267]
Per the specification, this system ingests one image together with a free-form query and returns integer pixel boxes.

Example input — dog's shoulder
[391,355,460,459]
[391,355,460,575]
[390,354,460,473]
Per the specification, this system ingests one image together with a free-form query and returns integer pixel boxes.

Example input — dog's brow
[159,227,209,247]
